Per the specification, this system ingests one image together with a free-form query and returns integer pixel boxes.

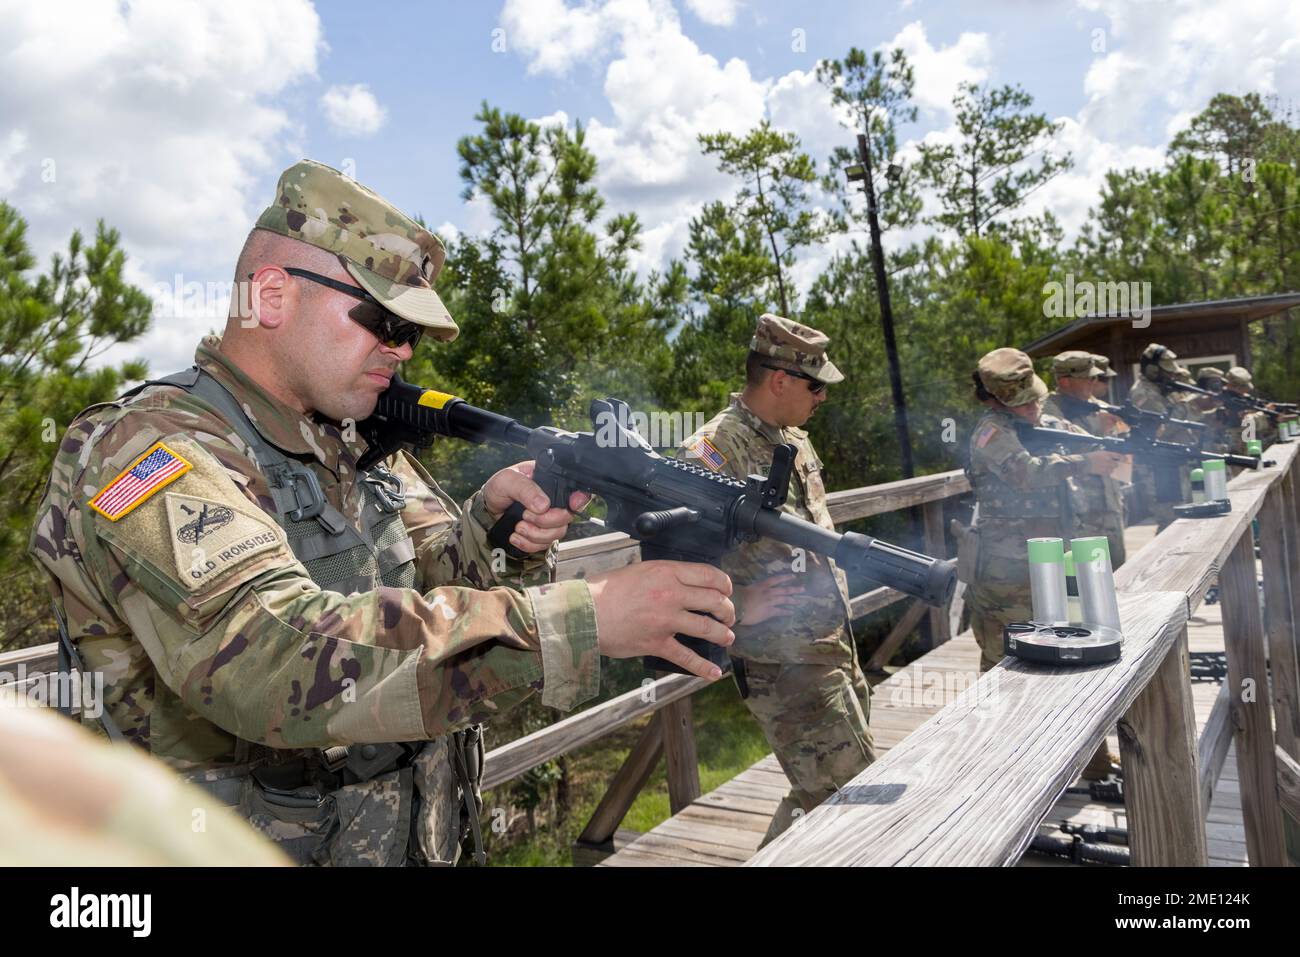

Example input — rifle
[358,375,957,675]
[1169,380,1297,421]
[1092,400,1206,436]
[1013,421,1261,503]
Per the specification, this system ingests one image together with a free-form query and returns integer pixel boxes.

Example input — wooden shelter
[1021,292,1300,398]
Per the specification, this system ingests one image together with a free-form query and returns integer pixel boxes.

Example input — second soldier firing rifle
[1014,420,1261,503]
[1168,379,1298,421]
[359,375,957,675]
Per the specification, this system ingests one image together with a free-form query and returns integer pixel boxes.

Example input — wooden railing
[7,445,1297,866]
[748,441,1300,867]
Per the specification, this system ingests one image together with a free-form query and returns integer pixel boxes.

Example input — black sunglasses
[249,268,424,350]
[763,363,828,395]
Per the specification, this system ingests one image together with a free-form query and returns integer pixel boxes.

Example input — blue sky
[2,0,1298,372]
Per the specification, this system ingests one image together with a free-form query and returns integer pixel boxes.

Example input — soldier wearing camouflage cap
[678,313,870,845]
[1224,367,1278,451]
[1128,344,1196,528]
[28,159,736,866]
[1042,351,1129,569]
[961,349,1123,675]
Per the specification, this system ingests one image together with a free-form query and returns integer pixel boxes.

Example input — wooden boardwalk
[602,523,1249,867]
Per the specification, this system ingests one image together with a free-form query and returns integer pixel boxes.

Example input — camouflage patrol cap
[977,347,1047,408]
[1090,354,1118,378]
[750,314,844,384]
[256,159,458,341]
[1226,366,1254,390]
[1197,366,1226,385]
[1052,350,1102,379]
[1140,342,1180,374]
[1174,364,1193,383]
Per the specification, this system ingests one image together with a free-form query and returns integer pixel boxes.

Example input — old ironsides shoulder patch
[89,441,192,521]
[164,491,283,592]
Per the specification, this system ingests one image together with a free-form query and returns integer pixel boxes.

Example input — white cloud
[1077,0,1300,144]
[320,83,387,137]
[684,0,740,27]
[0,0,323,373]
[887,21,991,117]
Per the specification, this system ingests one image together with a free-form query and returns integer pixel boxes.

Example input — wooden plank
[1259,479,1300,760]
[1198,683,1233,818]
[661,696,701,814]
[826,469,970,523]
[748,591,1189,867]
[922,499,952,648]
[1219,532,1288,865]
[481,672,706,790]
[576,716,664,848]
[850,585,908,618]
[864,599,929,672]
[1118,625,1207,865]
[1277,745,1300,824]
[0,642,58,678]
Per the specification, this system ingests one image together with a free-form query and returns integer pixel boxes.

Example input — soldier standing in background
[679,314,873,847]
[1128,343,1194,529]
[1042,351,1129,568]
[961,348,1123,673]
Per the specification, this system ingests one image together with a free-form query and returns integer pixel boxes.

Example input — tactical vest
[967,418,1071,520]
[89,367,484,865]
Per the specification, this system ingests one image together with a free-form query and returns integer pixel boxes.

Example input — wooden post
[865,598,929,672]
[922,499,951,648]
[572,716,664,864]
[1117,625,1207,865]
[1260,480,1300,760]
[1219,532,1288,865]
[661,697,701,813]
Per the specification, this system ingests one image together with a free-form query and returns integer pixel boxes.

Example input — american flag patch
[975,424,997,449]
[687,436,727,472]
[89,441,192,521]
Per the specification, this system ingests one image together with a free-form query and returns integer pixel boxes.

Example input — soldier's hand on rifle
[1084,451,1126,476]
[735,572,804,626]
[482,460,593,554]
[587,563,736,679]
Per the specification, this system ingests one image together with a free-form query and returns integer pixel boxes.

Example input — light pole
[845,132,914,479]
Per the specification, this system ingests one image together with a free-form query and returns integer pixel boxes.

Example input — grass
[481,675,771,866]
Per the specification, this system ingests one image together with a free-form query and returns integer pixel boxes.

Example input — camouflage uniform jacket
[679,394,852,665]
[1129,378,1201,445]
[967,408,1092,562]
[1040,392,1125,519]
[28,336,599,772]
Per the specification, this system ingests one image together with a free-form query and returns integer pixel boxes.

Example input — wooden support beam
[575,716,664,857]
[1260,477,1300,760]
[1118,625,1207,866]
[661,697,701,814]
[865,599,929,672]
[1219,532,1288,866]
[1278,744,1300,824]
[1198,682,1233,819]
[921,499,951,649]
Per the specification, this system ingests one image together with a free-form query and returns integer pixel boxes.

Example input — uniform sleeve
[973,421,1086,490]
[76,433,599,749]
[390,451,555,593]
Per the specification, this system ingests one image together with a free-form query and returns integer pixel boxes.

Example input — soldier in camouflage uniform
[27,160,736,866]
[1128,344,1196,529]
[962,349,1123,674]
[1225,366,1277,452]
[1042,351,1129,568]
[1088,354,1117,404]
[678,315,872,847]
[1192,367,1236,454]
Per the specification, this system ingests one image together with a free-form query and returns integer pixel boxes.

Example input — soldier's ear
[248,266,290,329]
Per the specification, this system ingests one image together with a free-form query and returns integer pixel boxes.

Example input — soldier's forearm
[414,490,554,590]
[123,565,596,749]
